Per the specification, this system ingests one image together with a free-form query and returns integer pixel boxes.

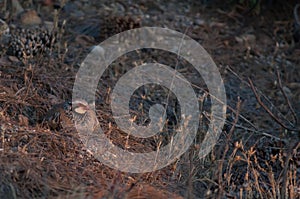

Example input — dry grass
[0,0,299,198]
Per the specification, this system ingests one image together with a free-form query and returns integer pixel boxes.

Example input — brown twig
[248,78,299,131]
[217,97,242,199]
[226,65,294,128]
[280,141,300,199]
[275,69,298,125]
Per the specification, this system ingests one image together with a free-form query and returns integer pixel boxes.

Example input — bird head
[72,100,90,115]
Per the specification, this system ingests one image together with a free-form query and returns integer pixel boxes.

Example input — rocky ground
[0,0,299,198]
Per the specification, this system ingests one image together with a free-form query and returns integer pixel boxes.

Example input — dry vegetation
[0,0,299,198]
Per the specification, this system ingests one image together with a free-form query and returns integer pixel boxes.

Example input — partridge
[43,100,99,131]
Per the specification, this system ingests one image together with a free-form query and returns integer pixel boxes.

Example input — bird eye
[63,101,72,110]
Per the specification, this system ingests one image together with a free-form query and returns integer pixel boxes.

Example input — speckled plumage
[43,100,99,132]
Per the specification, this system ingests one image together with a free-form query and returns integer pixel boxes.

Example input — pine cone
[6,27,56,60]
[100,15,141,40]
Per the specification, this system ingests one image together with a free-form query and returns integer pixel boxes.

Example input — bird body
[43,100,99,132]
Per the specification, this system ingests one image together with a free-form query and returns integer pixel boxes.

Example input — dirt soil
[0,0,299,198]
